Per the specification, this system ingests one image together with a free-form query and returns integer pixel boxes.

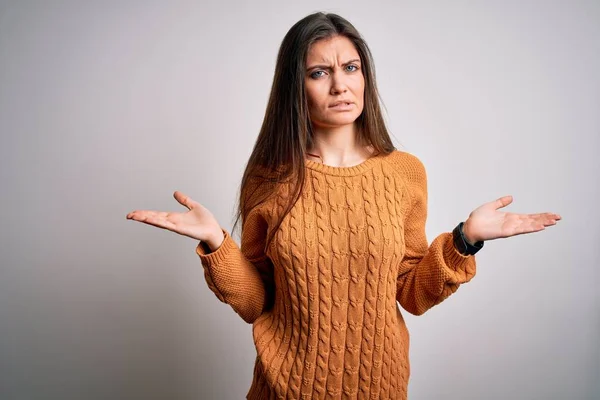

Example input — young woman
[126,12,561,399]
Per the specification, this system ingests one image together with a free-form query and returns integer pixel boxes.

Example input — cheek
[353,78,365,108]
[306,85,329,112]
[305,84,319,107]
[356,77,365,98]
[305,86,323,122]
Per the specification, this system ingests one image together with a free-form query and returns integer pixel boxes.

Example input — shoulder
[381,149,427,186]
[380,150,428,209]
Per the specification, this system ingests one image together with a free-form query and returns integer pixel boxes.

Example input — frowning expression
[305,35,365,129]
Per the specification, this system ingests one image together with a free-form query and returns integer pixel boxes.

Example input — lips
[329,100,353,107]
[329,101,355,111]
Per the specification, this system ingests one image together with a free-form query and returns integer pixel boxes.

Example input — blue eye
[310,70,325,79]
[309,65,359,79]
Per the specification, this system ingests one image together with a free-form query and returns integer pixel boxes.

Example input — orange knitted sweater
[196,150,477,400]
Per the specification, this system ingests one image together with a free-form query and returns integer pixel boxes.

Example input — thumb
[494,195,513,210]
[173,191,199,211]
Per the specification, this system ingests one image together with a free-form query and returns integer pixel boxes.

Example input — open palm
[126,191,221,242]
[463,195,561,243]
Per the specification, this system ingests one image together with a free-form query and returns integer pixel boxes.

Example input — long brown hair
[232,12,396,250]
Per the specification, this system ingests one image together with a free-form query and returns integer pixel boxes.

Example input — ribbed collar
[304,151,387,176]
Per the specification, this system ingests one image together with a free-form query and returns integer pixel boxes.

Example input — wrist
[205,228,225,252]
[462,219,478,245]
[452,221,484,256]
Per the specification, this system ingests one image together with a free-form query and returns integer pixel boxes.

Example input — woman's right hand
[126,191,225,250]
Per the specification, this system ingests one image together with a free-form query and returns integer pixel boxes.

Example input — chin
[322,113,362,126]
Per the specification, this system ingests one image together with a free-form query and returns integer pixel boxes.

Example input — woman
[126,12,561,399]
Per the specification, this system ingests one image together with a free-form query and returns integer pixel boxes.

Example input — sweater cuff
[195,228,238,304]
[195,228,236,266]
[442,232,476,282]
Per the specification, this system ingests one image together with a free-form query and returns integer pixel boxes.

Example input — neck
[307,123,372,167]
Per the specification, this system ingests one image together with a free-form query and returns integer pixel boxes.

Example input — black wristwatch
[452,222,484,256]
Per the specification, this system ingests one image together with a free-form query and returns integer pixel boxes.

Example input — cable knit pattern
[196,150,477,399]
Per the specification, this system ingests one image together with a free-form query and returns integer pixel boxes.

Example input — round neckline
[305,152,382,176]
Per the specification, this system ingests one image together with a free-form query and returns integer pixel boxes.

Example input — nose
[330,70,348,95]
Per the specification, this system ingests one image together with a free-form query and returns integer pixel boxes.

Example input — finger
[540,213,561,222]
[174,191,199,211]
[126,210,145,220]
[127,210,167,222]
[529,212,561,220]
[509,223,546,237]
[534,213,560,225]
[544,217,561,226]
[526,213,544,219]
[494,195,513,210]
[140,216,177,231]
[513,213,558,224]
[128,210,177,230]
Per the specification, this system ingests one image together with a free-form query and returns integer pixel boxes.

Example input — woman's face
[305,35,365,130]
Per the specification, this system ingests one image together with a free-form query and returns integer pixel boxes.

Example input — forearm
[396,232,477,315]
[196,229,267,323]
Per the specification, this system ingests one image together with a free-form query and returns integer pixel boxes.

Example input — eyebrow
[306,58,361,71]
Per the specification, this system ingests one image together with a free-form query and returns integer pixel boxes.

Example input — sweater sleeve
[395,155,477,316]
[195,205,274,324]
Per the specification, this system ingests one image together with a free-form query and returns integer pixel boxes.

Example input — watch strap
[452,222,484,256]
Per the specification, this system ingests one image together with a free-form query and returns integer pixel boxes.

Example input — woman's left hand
[462,195,561,244]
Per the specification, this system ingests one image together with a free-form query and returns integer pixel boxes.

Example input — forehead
[306,36,360,64]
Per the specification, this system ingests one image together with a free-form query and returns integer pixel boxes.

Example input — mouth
[330,101,353,108]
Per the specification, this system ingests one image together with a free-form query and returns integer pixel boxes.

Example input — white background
[1,1,598,399]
